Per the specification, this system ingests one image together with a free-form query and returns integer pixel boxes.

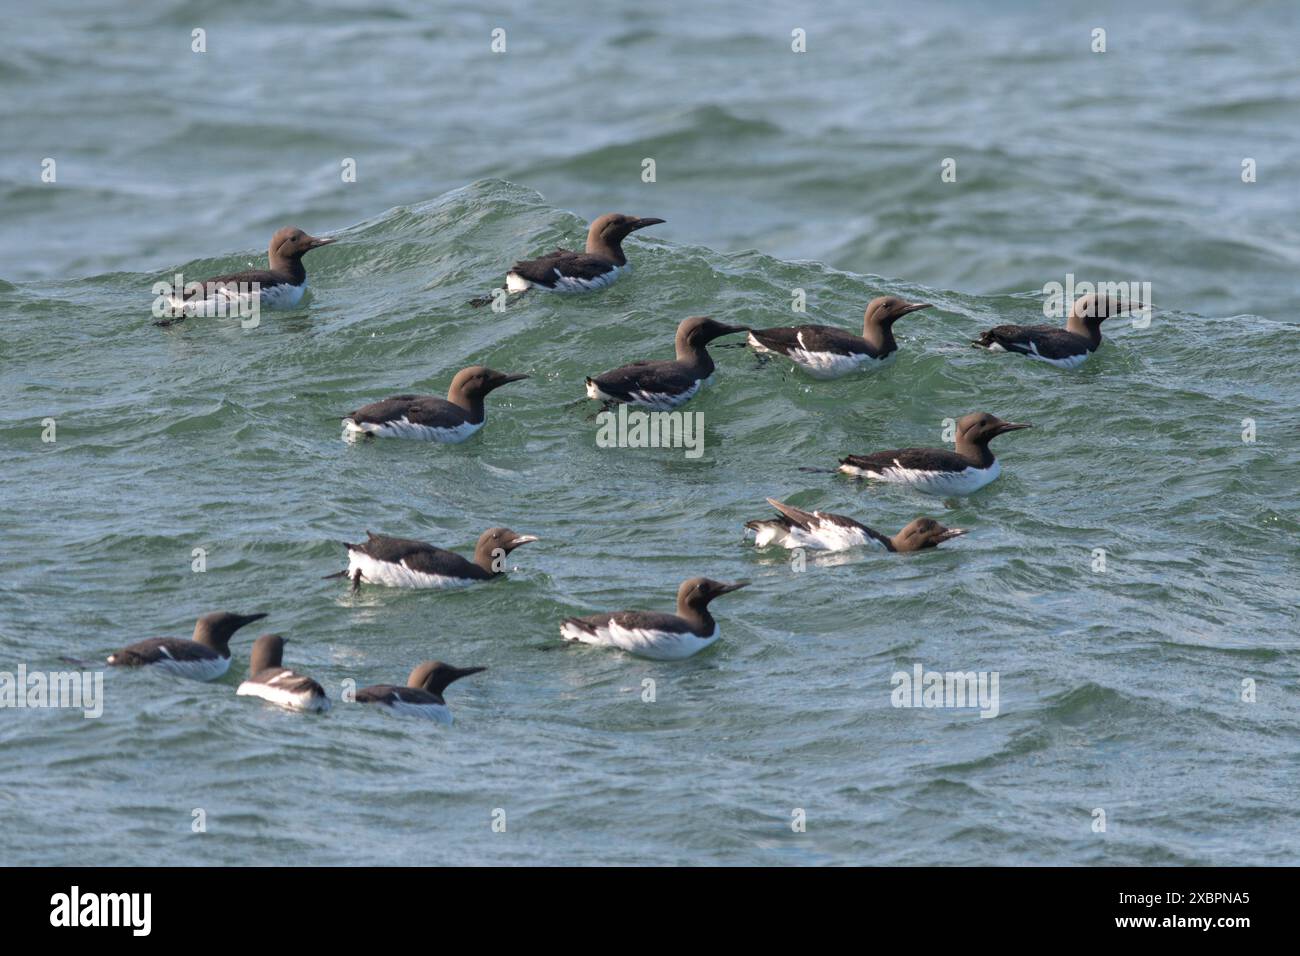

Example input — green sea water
[1,0,1298,866]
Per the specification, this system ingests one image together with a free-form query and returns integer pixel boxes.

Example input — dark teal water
[1,1,1297,865]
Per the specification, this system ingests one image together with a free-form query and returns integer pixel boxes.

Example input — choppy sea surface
[1,0,1298,866]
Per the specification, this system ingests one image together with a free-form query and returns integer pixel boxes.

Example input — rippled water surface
[1,0,1298,865]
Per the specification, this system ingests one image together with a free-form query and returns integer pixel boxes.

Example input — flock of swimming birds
[110,214,1140,721]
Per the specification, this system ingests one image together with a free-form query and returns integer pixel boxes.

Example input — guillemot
[585,316,750,410]
[356,661,485,722]
[160,226,335,323]
[972,292,1142,369]
[235,635,330,713]
[560,577,749,660]
[342,366,527,442]
[748,297,932,378]
[503,213,665,294]
[106,610,267,681]
[333,528,539,590]
[837,412,1032,495]
[746,498,966,552]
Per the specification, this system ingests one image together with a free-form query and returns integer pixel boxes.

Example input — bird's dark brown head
[407,661,487,696]
[476,526,539,556]
[192,610,267,652]
[447,366,529,403]
[676,577,750,613]
[588,213,665,245]
[956,411,1033,447]
[585,213,664,262]
[1067,292,1145,330]
[1066,293,1149,343]
[865,296,932,327]
[248,634,287,674]
[269,226,334,265]
[676,315,751,350]
[891,517,966,552]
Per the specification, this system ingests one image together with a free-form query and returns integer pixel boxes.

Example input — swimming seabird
[504,213,665,294]
[972,292,1143,369]
[837,412,1032,495]
[342,366,528,442]
[746,498,966,552]
[560,577,749,660]
[236,634,330,713]
[334,528,539,590]
[356,661,485,722]
[585,316,750,410]
[747,296,932,378]
[160,226,335,323]
[106,610,267,681]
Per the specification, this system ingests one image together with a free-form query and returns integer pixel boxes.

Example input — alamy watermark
[1043,274,1151,327]
[595,404,704,459]
[151,273,261,327]
[891,662,1000,718]
[0,664,104,718]
[50,886,150,935]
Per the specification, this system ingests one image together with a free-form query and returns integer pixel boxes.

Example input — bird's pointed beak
[996,421,1033,434]
[938,528,967,541]
[900,302,933,316]
[497,372,529,384]
[307,235,336,249]
[631,217,665,231]
[510,534,539,547]
[239,612,269,627]
[716,580,751,595]
[450,665,487,682]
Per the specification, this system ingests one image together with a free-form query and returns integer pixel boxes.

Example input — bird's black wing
[974,324,1090,359]
[751,325,871,356]
[510,250,615,287]
[355,683,401,704]
[356,684,441,705]
[249,667,327,698]
[766,499,870,535]
[109,638,217,666]
[348,533,485,579]
[352,532,440,562]
[346,395,467,429]
[588,360,698,401]
[840,447,970,473]
[185,270,290,299]
[401,546,486,580]
[562,611,691,634]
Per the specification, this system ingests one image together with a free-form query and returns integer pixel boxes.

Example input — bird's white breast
[257,282,307,309]
[1025,341,1091,369]
[841,458,1001,496]
[346,551,476,589]
[750,519,879,552]
[237,673,331,713]
[505,272,533,293]
[167,282,306,316]
[797,519,877,551]
[151,649,230,682]
[342,417,483,443]
[749,523,797,548]
[791,333,891,379]
[384,700,454,723]
[561,620,719,660]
